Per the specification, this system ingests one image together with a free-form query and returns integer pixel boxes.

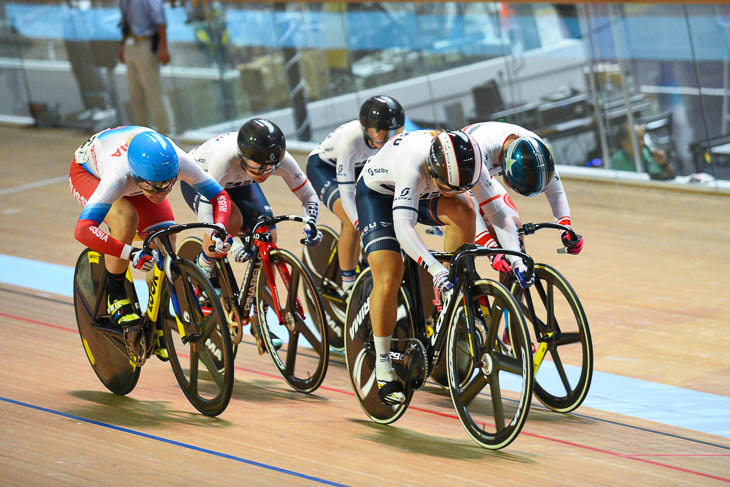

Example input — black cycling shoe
[377,379,406,405]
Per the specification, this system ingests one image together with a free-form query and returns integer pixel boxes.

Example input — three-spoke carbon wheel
[510,264,592,413]
[447,279,533,449]
[301,225,347,351]
[163,258,234,416]
[256,248,329,393]
[73,249,143,395]
[344,268,415,424]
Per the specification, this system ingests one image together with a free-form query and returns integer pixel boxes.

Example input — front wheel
[447,279,533,450]
[344,268,416,424]
[510,264,593,413]
[256,248,329,393]
[162,258,234,416]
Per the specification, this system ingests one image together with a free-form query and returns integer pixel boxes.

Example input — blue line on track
[0,395,348,487]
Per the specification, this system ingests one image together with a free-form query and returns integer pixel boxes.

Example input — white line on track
[0,175,67,196]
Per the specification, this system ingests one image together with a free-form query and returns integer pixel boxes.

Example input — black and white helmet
[359,95,405,131]
[427,130,482,193]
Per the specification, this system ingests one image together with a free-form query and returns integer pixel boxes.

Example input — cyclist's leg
[331,198,360,291]
[432,193,476,252]
[307,154,359,288]
[69,162,139,326]
[357,180,406,404]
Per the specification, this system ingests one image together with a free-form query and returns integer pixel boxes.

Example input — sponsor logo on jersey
[367,167,388,176]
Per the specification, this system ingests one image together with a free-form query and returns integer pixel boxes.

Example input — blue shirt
[119,0,166,37]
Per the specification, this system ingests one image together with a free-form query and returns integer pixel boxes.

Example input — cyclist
[180,118,321,350]
[463,121,584,257]
[356,129,531,405]
[306,95,404,292]
[70,126,232,340]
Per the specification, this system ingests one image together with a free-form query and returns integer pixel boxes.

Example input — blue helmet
[502,136,554,197]
[128,131,179,193]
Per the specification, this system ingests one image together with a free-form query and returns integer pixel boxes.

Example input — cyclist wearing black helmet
[354,129,526,405]
[306,95,404,292]
[181,117,321,277]
[464,121,584,256]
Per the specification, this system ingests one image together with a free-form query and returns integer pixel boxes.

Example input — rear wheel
[447,279,533,449]
[510,264,592,413]
[256,248,329,393]
[73,249,142,395]
[163,259,234,416]
[301,225,346,351]
[344,268,416,424]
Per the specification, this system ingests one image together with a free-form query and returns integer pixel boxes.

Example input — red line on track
[3,310,729,483]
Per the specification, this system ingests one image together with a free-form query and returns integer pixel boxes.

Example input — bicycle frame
[392,245,534,388]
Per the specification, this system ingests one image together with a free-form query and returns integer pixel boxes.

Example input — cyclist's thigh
[128,193,175,237]
[306,154,339,212]
[416,196,447,226]
[355,180,399,256]
[227,183,274,234]
[69,161,100,206]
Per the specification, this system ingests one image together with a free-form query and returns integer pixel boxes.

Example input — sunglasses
[136,177,177,194]
[239,154,280,176]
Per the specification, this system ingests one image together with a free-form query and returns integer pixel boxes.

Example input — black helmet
[427,130,482,193]
[359,95,405,131]
[237,118,286,172]
[501,136,555,196]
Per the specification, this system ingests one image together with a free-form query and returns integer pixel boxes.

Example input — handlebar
[244,215,317,249]
[433,244,534,283]
[143,222,225,254]
[519,222,577,254]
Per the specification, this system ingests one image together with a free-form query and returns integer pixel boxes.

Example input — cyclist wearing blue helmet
[70,126,232,335]
[463,121,583,260]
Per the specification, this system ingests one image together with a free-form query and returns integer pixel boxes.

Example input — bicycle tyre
[256,248,329,393]
[510,264,593,413]
[162,258,234,416]
[447,279,533,449]
[344,268,416,424]
[301,224,346,351]
[177,236,241,359]
[73,249,142,395]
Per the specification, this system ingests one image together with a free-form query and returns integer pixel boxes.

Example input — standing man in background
[118,0,174,135]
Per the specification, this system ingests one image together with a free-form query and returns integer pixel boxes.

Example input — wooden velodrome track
[0,125,728,486]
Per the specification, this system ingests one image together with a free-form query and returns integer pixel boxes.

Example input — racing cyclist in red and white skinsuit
[70,126,231,335]
[464,121,583,272]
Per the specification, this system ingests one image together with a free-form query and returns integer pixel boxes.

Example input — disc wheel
[162,258,234,416]
[73,249,142,395]
[344,268,416,424]
[510,264,593,413]
[301,225,346,351]
[447,279,534,449]
[256,248,329,393]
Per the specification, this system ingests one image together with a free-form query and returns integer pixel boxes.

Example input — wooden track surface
[1,126,729,486]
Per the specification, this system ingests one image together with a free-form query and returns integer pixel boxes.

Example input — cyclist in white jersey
[69,126,232,334]
[181,118,321,275]
[307,95,404,291]
[463,121,584,258]
[356,129,531,405]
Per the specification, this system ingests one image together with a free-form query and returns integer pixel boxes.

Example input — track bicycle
[178,215,329,394]
[72,222,234,416]
[345,244,535,449]
[501,222,593,413]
